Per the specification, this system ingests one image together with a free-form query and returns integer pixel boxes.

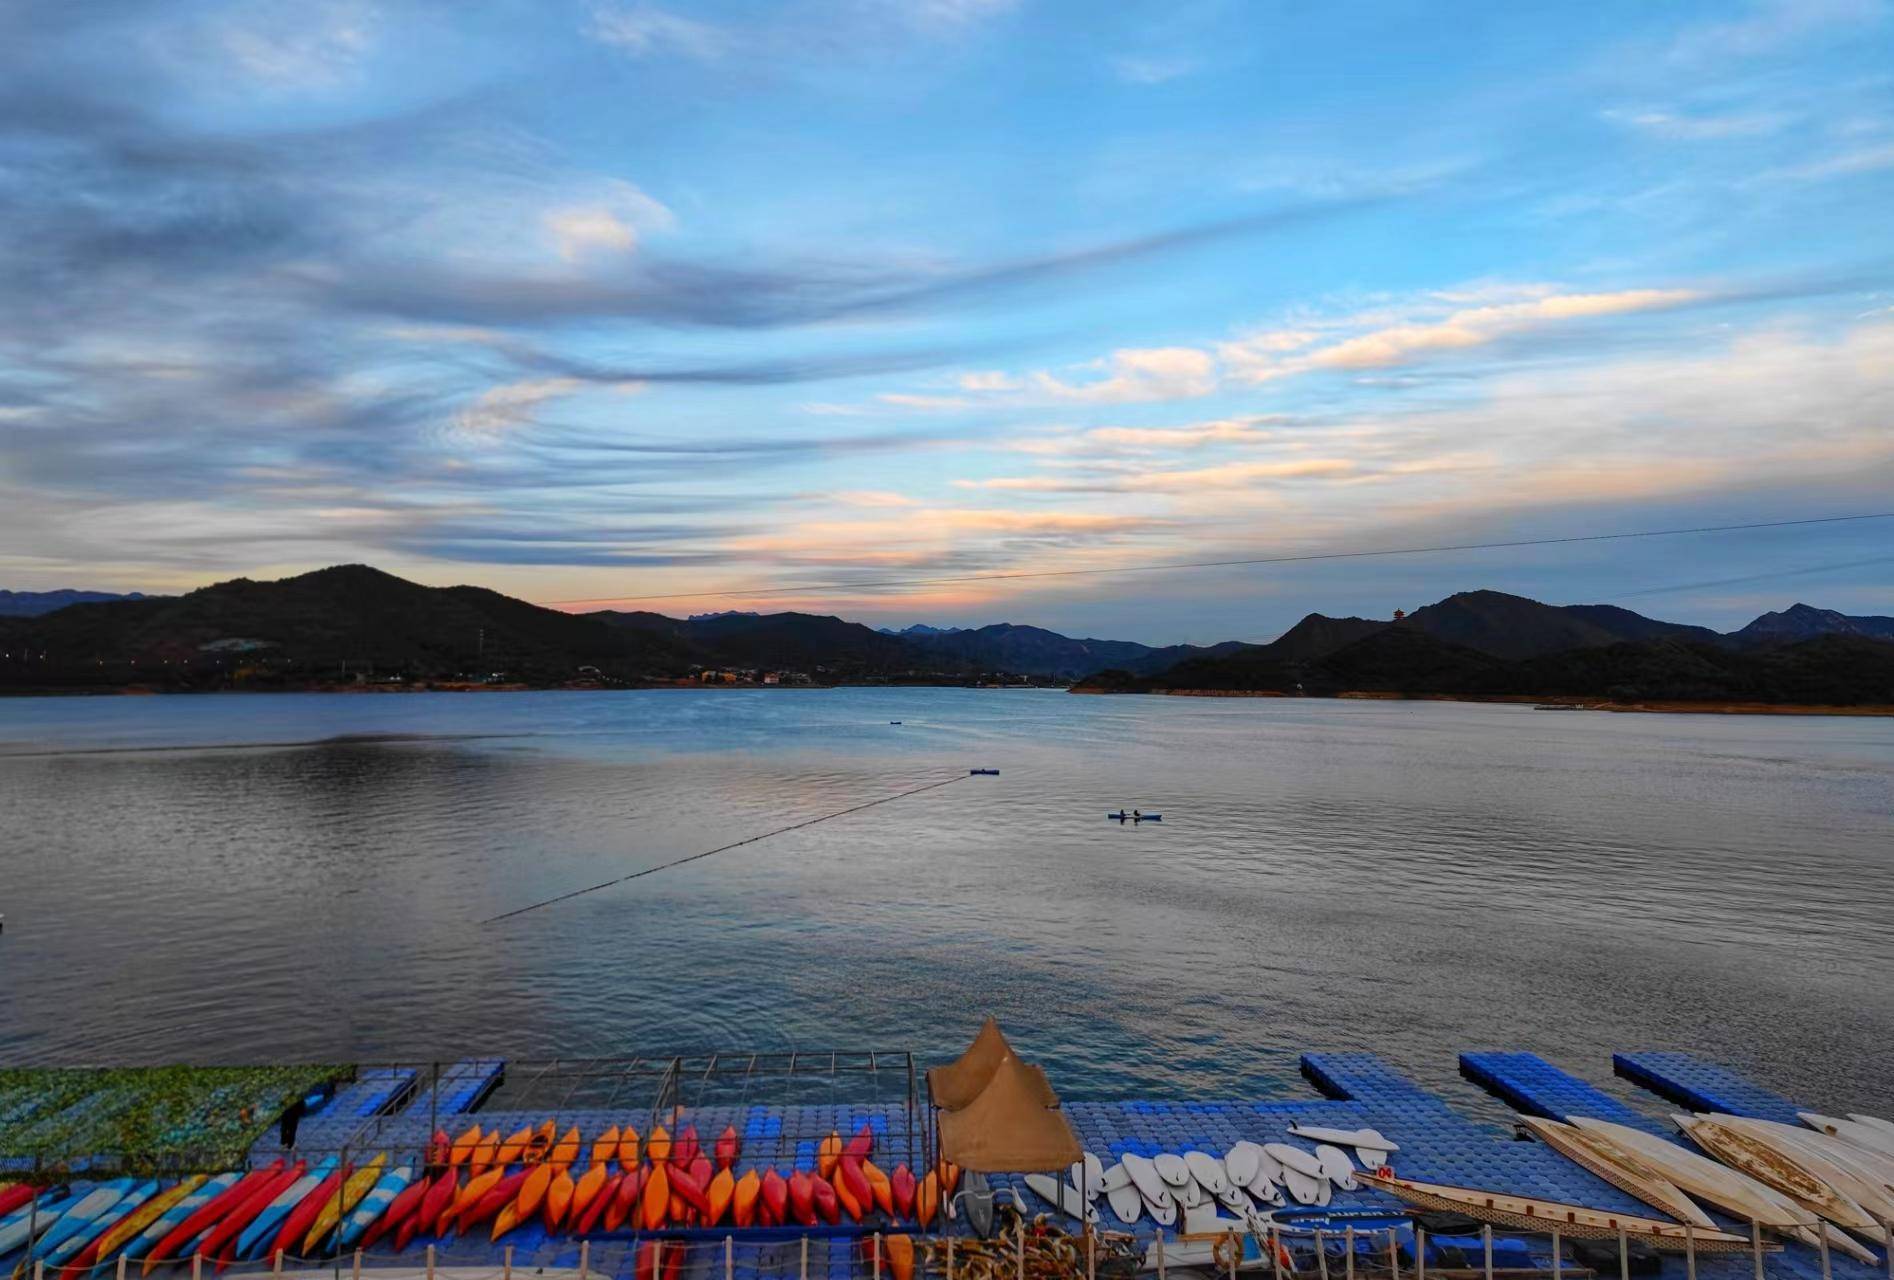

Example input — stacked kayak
[2,1118,951,1273]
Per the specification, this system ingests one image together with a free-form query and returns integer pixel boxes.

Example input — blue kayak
[1107,812,1161,821]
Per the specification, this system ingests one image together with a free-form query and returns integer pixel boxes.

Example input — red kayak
[268,1166,346,1262]
[671,1126,699,1169]
[843,1125,874,1160]
[714,1126,739,1170]
[760,1170,788,1227]
[415,1169,459,1236]
[891,1165,916,1218]
[787,1171,816,1227]
[667,1165,709,1217]
[144,1163,284,1274]
[454,1170,527,1235]
[579,1172,624,1235]
[360,1175,430,1252]
[193,1165,305,1272]
[838,1159,872,1217]
[0,1186,37,1218]
[810,1176,840,1226]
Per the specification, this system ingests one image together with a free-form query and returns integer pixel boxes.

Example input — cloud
[1601,107,1786,139]
[957,458,1356,494]
[1111,54,1199,85]
[585,4,728,60]
[453,377,589,435]
[1030,347,1219,403]
[210,0,381,90]
[1663,0,1885,65]
[541,181,675,261]
[1220,287,1702,382]
[1757,142,1894,183]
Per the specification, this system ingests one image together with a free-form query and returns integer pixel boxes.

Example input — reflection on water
[2,690,1890,1113]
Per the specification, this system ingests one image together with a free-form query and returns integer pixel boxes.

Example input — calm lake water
[3,689,1891,1118]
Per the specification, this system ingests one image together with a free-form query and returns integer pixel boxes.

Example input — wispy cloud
[1601,106,1786,140]
[1110,54,1199,85]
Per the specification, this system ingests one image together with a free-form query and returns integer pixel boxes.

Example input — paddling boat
[1675,1116,1877,1230]
[1518,1117,1715,1228]
[1356,1169,1760,1251]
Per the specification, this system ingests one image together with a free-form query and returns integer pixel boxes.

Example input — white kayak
[1314,1144,1357,1190]
[1289,1125,1399,1153]
[1153,1154,1190,1187]
[1184,1152,1229,1194]
[1024,1175,1099,1225]
[1800,1112,1894,1160]
[1106,1183,1142,1224]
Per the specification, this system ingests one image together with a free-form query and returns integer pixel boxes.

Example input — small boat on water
[1357,1169,1759,1251]
[1108,811,1161,821]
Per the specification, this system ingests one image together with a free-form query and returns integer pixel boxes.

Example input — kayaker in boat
[1132,809,1142,822]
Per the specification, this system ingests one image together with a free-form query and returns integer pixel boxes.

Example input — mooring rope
[479,771,975,924]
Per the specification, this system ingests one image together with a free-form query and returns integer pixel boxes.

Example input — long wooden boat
[1674,1117,1876,1229]
[1518,1118,1713,1228]
[1356,1169,1760,1252]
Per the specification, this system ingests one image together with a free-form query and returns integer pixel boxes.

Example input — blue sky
[1,0,1891,642]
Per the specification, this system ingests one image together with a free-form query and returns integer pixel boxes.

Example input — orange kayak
[817,1133,842,1178]
[885,1235,915,1280]
[544,1167,575,1229]
[647,1125,672,1165]
[862,1160,893,1215]
[490,1204,521,1242]
[443,1167,503,1232]
[705,1169,734,1226]
[469,1130,500,1175]
[525,1120,556,1163]
[449,1125,482,1168]
[732,1170,760,1227]
[938,1160,959,1197]
[493,1125,533,1167]
[830,1169,863,1222]
[568,1165,609,1226]
[641,1164,670,1231]
[515,1163,553,1219]
[617,1126,640,1169]
[587,1126,620,1170]
[915,1171,938,1226]
[549,1126,581,1172]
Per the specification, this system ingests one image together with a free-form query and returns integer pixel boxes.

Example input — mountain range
[0,588,149,617]
[0,567,1888,704]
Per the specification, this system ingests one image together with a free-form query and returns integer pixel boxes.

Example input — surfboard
[1265,1144,1324,1178]
[1177,1180,1209,1209]
[1121,1155,1169,1206]
[1283,1168,1324,1205]
[1225,1143,1262,1188]
[1152,1154,1190,1187]
[1289,1125,1399,1153]
[1106,1184,1142,1225]
[1023,1175,1098,1225]
[1215,1184,1251,1214]
[1184,1152,1228,1194]
[1313,1145,1357,1191]
[1098,1163,1132,1193]
[1068,1153,1105,1196]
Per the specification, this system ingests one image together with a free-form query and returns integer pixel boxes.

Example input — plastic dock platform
[1612,1052,1805,1124]
[1459,1051,1658,1131]
[249,1066,416,1160]
[397,1058,506,1120]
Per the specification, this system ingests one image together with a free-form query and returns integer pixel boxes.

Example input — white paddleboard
[1099,1162,1132,1192]
[1069,1153,1105,1195]
[1106,1183,1142,1224]
[1122,1155,1169,1204]
[1315,1176,1333,1207]
[1289,1124,1399,1153]
[1254,1145,1285,1185]
[1314,1144,1358,1190]
[1143,1191,1177,1226]
[1177,1179,1209,1208]
[1283,1167,1324,1205]
[1153,1153,1190,1187]
[1184,1151,1229,1194]
[1215,1183,1251,1213]
[1024,1174,1099,1225]
[1355,1145,1388,1171]
[1265,1143,1325,1178]
[1246,1180,1285,1208]
[1225,1142,1263,1187]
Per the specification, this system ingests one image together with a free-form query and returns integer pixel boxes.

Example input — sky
[1,0,1891,644]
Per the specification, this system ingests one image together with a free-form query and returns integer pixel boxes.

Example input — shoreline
[1071,687,1894,716]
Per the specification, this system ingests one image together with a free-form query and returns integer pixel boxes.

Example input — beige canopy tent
[927,1016,1060,1110]
[938,1053,1082,1172]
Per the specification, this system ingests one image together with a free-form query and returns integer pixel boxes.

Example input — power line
[479,771,974,924]
[538,511,1894,606]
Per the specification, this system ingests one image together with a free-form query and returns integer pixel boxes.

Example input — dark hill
[0,588,156,617]
[1404,590,1717,659]
[677,611,915,672]
[1726,603,1894,648]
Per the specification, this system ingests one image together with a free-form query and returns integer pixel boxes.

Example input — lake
[2,689,1890,1118]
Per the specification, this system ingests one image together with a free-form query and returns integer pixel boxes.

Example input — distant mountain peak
[688,609,761,623]
[0,588,153,617]
[875,623,966,636]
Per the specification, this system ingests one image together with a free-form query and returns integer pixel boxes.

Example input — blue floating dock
[1460,1051,1658,1131]
[399,1058,506,1119]
[1613,1051,1804,1123]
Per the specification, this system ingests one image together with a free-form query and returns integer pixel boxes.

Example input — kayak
[234,1159,332,1261]
[68,1177,203,1276]
[0,1191,85,1257]
[303,1155,388,1255]
[266,1163,345,1261]
[122,1173,233,1268]
[337,1164,411,1252]
[1108,812,1161,821]
[142,1165,276,1274]
[358,1174,428,1252]
[33,1180,140,1264]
